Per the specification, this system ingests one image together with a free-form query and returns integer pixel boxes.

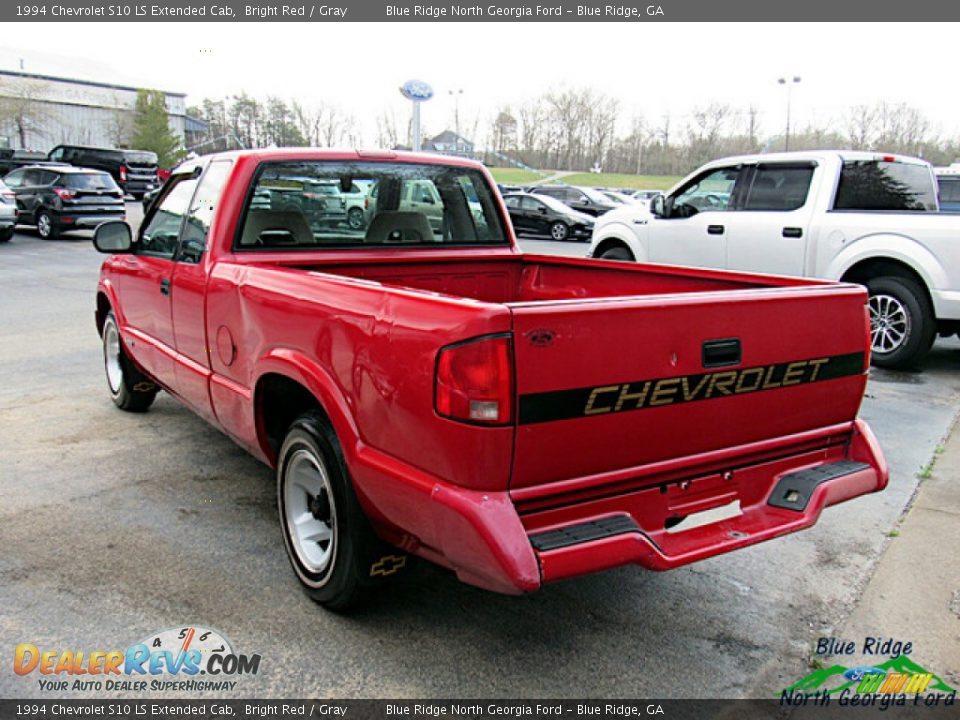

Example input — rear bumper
[351,418,887,595]
[60,213,125,228]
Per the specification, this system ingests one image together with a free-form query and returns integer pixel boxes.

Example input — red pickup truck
[94,149,888,610]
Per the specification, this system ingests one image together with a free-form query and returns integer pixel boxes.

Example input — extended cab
[589,151,960,369]
[94,149,887,609]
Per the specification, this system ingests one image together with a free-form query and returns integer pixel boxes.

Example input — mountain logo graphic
[782,655,956,697]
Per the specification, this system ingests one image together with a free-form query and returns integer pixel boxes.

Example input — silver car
[0,179,16,242]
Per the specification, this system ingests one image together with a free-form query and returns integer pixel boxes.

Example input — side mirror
[93,221,133,253]
[538,206,547,215]
[651,195,666,218]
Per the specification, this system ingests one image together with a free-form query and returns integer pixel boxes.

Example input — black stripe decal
[518,352,865,425]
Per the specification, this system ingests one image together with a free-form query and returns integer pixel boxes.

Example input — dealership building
[0,68,195,152]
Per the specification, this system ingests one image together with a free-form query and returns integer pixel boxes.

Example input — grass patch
[488,167,541,184]
[548,172,682,190]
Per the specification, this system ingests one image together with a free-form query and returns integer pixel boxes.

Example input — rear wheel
[599,244,635,261]
[37,211,58,240]
[278,411,408,610]
[550,221,569,241]
[866,276,935,369]
[347,207,365,230]
[102,312,158,412]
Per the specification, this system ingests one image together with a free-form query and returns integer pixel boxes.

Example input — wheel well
[96,293,111,336]
[593,237,635,260]
[840,258,933,311]
[255,374,324,462]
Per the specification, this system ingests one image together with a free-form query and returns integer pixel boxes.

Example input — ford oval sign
[400,79,434,102]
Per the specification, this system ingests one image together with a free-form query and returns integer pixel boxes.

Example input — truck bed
[293,254,817,304]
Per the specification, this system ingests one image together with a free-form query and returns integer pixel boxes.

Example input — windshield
[237,161,507,249]
[580,187,612,204]
[64,173,119,190]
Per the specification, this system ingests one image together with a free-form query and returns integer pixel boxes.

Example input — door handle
[782,227,803,238]
[707,224,725,235]
[160,278,171,296]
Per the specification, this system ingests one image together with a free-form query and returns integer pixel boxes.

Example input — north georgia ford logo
[14,626,261,692]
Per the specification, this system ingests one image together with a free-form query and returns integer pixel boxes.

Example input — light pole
[448,88,463,140]
[778,76,801,151]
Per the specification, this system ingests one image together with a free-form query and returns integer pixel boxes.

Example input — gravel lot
[1,206,957,699]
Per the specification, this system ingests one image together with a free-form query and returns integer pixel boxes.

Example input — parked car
[48,145,159,199]
[600,190,631,205]
[4,165,124,239]
[934,165,960,212]
[526,184,618,216]
[0,178,17,241]
[503,192,595,241]
[0,149,61,175]
[589,151,957,369]
[91,148,886,609]
[630,189,664,202]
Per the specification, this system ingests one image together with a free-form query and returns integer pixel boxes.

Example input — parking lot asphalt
[1,206,958,699]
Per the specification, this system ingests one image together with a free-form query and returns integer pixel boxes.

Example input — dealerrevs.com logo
[14,626,261,692]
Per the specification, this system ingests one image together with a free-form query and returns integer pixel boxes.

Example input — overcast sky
[4,22,959,146]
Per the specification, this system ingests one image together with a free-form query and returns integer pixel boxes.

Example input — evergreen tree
[131,89,183,168]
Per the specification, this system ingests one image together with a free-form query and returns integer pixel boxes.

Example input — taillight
[435,334,513,425]
[120,165,127,183]
[364,198,369,209]
[0,191,14,203]
[53,187,76,200]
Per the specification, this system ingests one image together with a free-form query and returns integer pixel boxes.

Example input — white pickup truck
[589,151,960,369]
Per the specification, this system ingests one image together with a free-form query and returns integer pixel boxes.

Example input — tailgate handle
[702,338,741,368]
[782,227,803,238]
[707,224,725,235]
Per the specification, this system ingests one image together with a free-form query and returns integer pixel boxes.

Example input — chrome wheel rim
[869,293,909,354]
[104,321,123,395]
[283,448,337,575]
[551,223,567,240]
[38,214,51,238]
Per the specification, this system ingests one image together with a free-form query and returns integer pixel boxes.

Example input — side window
[21,169,43,186]
[139,175,199,259]
[834,160,937,211]
[4,170,25,188]
[503,196,520,208]
[672,167,740,215]
[49,147,64,162]
[179,161,232,263]
[939,177,960,205]
[520,196,541,211]
[743,165,815,211]
[38,171,59,186]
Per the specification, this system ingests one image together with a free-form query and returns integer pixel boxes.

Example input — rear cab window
[236,161,507,249]
[833,159,938,211]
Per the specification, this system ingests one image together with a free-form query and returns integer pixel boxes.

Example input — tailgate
[509,284,869,492]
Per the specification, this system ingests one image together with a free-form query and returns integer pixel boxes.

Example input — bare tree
[0,77,52,148]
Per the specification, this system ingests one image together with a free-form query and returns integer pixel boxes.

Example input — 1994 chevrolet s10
[94,149,888,609]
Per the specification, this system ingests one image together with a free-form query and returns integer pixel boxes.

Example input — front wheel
[278,411,408,610]
[102,312,158,411]
[37,211,58,240]
[866,276,936,369]
[0,227,13,242]
[550,221,569,241]
[599,244,635,261]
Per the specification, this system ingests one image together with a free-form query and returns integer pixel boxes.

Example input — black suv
[48,145,160,199]
[525,185,618,216]
[3,165,125,239]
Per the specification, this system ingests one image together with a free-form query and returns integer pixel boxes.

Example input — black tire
[549,221,569,241]
[102,311,158,412]
[131,193,144,201]
[866,275,936,369]
[347,207,365,230]
[277,411,407,610]
[0,227,13,242]
[37,211,58,240]
[599,244,635,261]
